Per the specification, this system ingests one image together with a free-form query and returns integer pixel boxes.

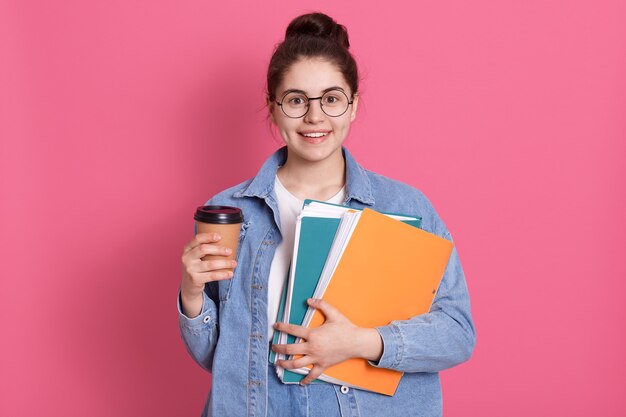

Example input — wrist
[179,286,204,318]
[352,327,383,362]
[180,278,204,301]
[180,289,203,305]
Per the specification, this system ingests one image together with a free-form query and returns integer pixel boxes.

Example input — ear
[267,96,277,125]
[349,92,359,122]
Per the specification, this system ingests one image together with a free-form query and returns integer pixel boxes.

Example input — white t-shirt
[267,175,346,339]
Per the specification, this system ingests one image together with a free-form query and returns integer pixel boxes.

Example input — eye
[285,93,307,106]
[290,97,304,105]
[322,92,346,105]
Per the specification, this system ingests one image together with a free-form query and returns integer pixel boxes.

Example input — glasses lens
[321,90,350,117]
[281,92,308,118]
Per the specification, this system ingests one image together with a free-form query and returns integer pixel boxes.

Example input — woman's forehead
[279,58,350,95]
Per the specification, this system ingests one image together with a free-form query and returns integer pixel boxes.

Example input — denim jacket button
[340,385,349,394]
[203,315,211,324]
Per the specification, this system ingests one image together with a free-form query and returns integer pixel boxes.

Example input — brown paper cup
[194,206,243,273]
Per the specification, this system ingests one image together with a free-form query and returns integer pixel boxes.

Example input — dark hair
[266,13,359,101]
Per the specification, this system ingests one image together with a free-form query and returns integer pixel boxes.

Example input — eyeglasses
[274,88,354,119]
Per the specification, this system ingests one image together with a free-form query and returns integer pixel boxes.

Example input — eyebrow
[280,86,347,97]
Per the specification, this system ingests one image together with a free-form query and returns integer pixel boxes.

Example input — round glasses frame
[274,89,354,119]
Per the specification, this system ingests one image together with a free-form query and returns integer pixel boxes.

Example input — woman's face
[269,58,359,167]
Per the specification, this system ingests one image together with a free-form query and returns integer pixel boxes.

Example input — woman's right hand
[180,232,237,317]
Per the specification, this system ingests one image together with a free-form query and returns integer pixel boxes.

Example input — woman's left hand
[272,298,383,385]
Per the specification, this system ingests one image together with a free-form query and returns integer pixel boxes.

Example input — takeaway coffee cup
[194,205,244,272]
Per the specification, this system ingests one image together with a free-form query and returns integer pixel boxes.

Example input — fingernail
[225,248,232,254]
[231,261,237,267]
[214,233,221,240]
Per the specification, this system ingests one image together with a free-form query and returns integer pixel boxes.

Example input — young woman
[179,12,475,417]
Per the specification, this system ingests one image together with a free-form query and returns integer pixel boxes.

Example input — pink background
[1,0,625,416]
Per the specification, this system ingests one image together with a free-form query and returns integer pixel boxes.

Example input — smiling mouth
[298,131,330,138]
[298,131,331,144]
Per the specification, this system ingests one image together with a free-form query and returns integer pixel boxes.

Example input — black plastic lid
[194,205,243,224]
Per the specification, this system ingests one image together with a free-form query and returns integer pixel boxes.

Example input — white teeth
[301,132,328,138]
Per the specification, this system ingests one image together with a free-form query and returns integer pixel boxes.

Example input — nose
[303,98,325,123]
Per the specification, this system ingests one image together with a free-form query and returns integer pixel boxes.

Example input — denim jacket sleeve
[178,195,224,373]
[370,223,476,373]
[177,287,219,372]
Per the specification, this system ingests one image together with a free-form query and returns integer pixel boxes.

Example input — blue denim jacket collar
[233,146,375,206]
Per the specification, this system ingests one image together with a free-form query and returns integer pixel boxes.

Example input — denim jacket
[178,146,475,417]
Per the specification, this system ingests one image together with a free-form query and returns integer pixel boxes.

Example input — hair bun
[285,12,350,49]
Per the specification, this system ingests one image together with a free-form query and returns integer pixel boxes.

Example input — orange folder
[306,208,454,395]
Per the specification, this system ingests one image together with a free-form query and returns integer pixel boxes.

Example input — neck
[277,148,346,201]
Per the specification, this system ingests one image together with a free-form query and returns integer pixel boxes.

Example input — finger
[205,269,234,282]
[277,355,314,370]
[307,298,342,322]
[184,257,237,275]
[273,322,309,340]
[272,342,308,356]
[188,243,233,262]
[199,259,237,272]
[183,233,223,254]
[192,269,234,284]
[300,365,325,385]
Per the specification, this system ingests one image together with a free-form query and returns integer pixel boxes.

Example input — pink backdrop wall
[2,0,625,416]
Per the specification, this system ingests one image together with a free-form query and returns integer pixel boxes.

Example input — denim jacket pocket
[219,220,251,302]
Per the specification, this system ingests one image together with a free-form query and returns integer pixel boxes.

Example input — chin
[293,145,342,163]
